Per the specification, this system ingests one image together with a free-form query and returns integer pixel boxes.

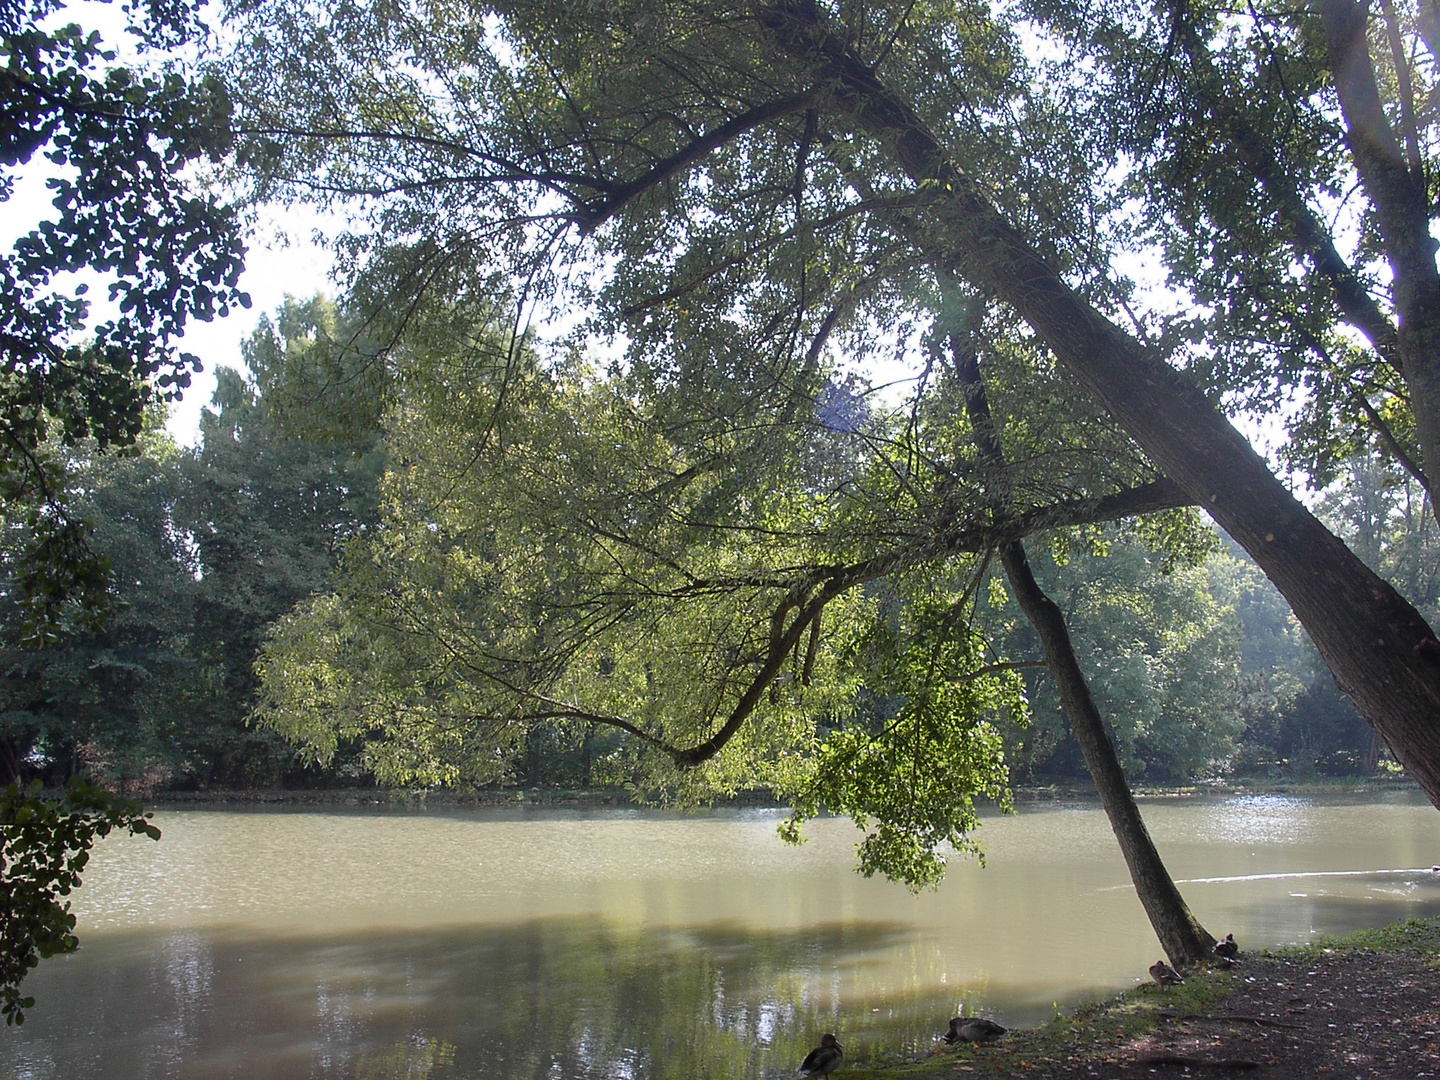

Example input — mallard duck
[942,1015,1007,1044]
[798,1033,843,1078]
[1149,960,1185,986]
[1213,933,1239,960]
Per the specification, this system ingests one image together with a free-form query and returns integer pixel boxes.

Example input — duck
[942,1015,1008,1044]
[1213,933,1239,960]
[1149,960,1185,986]
[798,1033,843,1079]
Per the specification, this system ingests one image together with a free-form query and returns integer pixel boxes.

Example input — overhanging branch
[571,92,819,235]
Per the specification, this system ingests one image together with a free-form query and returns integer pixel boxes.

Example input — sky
[160,209,337,444]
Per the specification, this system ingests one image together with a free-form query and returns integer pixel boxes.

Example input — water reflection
[6,793,1440,1079]
[356,1039,454,1080]
[9,919,953,1080]
[1188,794,1315,845]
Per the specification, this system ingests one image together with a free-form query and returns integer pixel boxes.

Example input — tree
[994,537,1244,783]
[0,299,386,792]
[1023,1,1437,502]
[947,303,1214,963]
[2,0,245,1018]
[3,0,247,637]
[224,0,1440,806]
[1319,455,1439,622]
[0,416,200,790]
[249,276,1234,969]
[174,299,385,784]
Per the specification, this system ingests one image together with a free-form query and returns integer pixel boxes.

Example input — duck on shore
[798,1033,843,1079]
[1214,933,1239,960]
[942,1014,1008,1044]
[1149,960,1185,986]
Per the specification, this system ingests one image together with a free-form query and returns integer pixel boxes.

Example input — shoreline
[143,774,1422,810]
[842,916,1440,1079]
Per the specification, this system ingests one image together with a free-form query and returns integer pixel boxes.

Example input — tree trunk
[1364,728,1385,776]
[525,723,543,785]
[1320,0,1440,517]
[760,0,1440,808]
[1001,540,1216,967]
[944,306,1215,967]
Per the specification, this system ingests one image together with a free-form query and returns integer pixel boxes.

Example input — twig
[1135,1052,1264,1069]
[1189,1013,1303,1030]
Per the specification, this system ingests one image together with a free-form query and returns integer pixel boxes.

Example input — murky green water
[6,792,1440,1079]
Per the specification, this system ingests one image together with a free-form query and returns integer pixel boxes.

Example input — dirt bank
[851,918,1440,1079]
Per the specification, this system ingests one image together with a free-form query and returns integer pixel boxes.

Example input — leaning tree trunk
[1000,541,1216,967]
[945,310,1215,968]
[761,0,1440,807]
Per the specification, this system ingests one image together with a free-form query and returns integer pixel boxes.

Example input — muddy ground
[856,919,1440,1080]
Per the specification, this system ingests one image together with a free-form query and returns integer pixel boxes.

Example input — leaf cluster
[781,604,1026,889]
[0,775,158,1025]
[3,0,247,634]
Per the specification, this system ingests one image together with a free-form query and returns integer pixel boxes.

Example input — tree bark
[759,0,1440,809]
[1001,540,1217,967]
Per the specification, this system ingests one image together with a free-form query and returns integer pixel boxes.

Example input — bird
[942,1015,1007,1044]
[1213,933,1239,960]
[798,1033,843,1079]
[1150,960,1185,986]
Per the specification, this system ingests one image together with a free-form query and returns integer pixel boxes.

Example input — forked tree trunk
[761,0,1440,808]
[1321,0,1440,513]
[1000,540,1216,967]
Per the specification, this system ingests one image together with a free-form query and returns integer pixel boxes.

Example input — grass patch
[1269,914,1440,960]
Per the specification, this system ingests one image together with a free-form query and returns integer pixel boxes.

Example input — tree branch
[1379,0,1425,181]
[572,92,818,235]
[1354,389,1433,494]
[1171,3,1402,375]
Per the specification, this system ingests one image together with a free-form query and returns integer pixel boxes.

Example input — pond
[6,791,1440,1079]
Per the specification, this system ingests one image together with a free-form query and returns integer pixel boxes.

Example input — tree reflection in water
[5,918,957,1080]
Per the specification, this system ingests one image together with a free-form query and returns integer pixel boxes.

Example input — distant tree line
[0,299,383,792]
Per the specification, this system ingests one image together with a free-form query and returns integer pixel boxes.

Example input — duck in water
[942,1015,1008,1044]
[798,1033,843,1079]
